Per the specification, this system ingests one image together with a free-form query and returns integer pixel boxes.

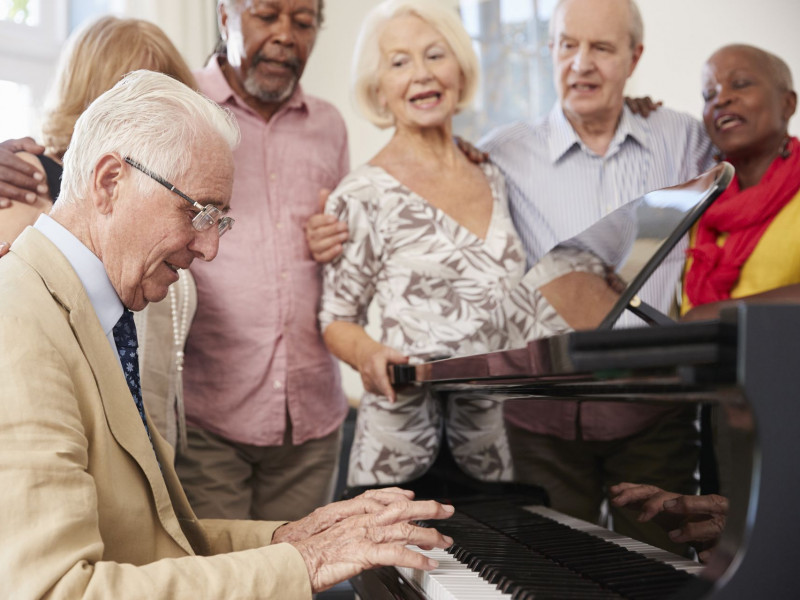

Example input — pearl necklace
[169,270,191,451]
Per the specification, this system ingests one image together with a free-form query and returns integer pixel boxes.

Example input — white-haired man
[0,69,454,598]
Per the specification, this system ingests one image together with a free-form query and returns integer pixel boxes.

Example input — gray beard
[243,73,297,104]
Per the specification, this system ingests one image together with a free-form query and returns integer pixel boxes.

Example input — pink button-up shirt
[183,58,349,446]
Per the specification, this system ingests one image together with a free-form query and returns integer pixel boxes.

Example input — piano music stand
[594,161,734,330]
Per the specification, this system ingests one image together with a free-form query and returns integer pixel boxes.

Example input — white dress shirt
[33,214,123,353]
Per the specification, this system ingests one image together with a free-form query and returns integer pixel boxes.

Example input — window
[455,0,558,142]
[0,80,36,139]
[0,0,69,140]
[2,0,40,25]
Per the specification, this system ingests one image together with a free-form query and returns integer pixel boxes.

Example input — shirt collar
[547,103,581,163]
[614,104,649,151]
[33,214,123,337]
[546,103,649,163]
[201,54,308,115]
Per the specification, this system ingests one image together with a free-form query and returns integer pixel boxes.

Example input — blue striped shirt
[481,103,716,439]
[479,103,714,322]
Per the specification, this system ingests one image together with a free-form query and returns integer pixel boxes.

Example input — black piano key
[419,498,698,600]
[426,512,622,599]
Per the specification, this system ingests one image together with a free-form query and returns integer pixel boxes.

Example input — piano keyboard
[392,499,702,600]
[524,505,704,575]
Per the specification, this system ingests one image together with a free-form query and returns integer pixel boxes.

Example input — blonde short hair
[41,16,197,159]
[352,0,479,129]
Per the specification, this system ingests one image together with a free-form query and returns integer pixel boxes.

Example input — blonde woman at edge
[0,16,198,450]
[319,0,526,487]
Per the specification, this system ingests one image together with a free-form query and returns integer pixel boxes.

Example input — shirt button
[280,272,287,279]
[270,173,276,181]
[273,380,283,389]
[276,222,283,229]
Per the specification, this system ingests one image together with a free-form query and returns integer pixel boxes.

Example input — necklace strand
[169,271,191,451]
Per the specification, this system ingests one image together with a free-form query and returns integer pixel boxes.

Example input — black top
[38,154,62,203]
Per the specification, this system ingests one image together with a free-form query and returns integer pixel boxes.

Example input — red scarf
[685,137,800,307]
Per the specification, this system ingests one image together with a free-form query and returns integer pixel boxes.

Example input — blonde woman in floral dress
[318,0,526,487]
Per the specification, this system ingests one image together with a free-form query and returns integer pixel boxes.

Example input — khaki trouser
[176,421,342,521]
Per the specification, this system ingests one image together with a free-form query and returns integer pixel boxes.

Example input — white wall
[629,0,800,138]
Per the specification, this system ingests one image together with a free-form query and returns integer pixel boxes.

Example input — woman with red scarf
[683,44,800,312]
[612,46,800,564]
[680,45,800,532]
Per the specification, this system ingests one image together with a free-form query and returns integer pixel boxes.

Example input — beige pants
[507,404,699,556]
[175,422,342,521]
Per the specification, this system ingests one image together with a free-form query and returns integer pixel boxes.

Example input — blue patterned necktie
[112,308,151,438]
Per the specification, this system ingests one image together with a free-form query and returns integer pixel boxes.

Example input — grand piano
[347,163,800,599]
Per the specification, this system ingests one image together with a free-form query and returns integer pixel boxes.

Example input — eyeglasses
[124,157,234,237]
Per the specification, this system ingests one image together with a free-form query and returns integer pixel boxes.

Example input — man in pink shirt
[174,0,350,520]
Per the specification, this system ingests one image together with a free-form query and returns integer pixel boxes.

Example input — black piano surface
[351,304,800,599]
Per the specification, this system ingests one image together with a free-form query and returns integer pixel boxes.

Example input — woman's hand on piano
[274,488,455,593]
[609,482,728,562]
[355,339,409,402]
[322,322,409,402]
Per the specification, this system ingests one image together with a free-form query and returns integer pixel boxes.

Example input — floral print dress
[319,161,526,486]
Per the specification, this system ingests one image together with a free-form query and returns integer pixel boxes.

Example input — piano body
[346,164,799,599]
[351,304,800,599]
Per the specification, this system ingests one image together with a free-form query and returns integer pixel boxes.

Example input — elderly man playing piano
[0,69,454,599]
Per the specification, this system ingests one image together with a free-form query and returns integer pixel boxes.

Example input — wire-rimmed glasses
[124,157,234,237]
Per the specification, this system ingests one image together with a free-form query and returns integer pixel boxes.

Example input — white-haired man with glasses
[0,0,350,526]
[0,69,454,599]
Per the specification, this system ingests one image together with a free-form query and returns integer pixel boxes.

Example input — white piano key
[391,506,704,600]
[523,505,706,575]
[397,545,513,599]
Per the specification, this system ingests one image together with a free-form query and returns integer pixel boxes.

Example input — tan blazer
[0,228,311,600]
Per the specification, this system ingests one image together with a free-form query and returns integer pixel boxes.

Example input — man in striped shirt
[481,0,713,554]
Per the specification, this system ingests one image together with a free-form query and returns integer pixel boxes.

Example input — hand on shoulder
[305,187,349,263]
[0,138,48,207]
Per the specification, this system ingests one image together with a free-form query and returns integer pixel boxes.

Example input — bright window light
[0,79,35,140]
[0,0,40,26]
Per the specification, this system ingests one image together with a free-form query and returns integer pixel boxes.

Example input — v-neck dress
[319,161,525,486]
